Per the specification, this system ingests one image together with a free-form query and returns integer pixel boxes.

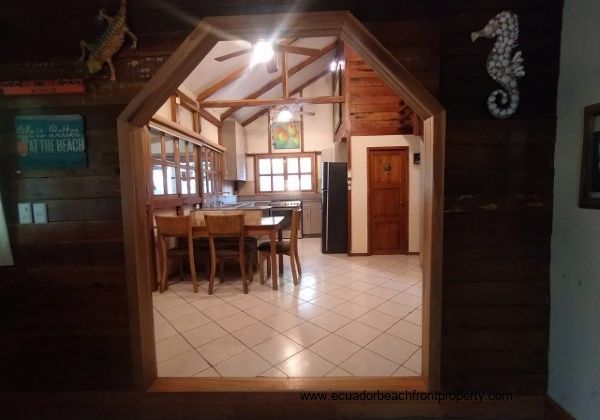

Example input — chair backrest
[155,215,192,238]
[204,214,244,238]
[290,209,301,245]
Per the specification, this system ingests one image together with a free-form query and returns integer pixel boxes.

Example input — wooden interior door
[368,148,409,254]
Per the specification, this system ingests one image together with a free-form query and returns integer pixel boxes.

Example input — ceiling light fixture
[329,60,337,72]
[251,41,275,67]
[276,107,293,123]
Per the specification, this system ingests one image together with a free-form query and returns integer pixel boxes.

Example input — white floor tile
[214,349,271,377]
[336,321,382,347]
[358,310,400,331]
[169,312,212,333]
[159,302,199,321]
[403,348,422,374]
[328,287,363,301]
[331,302,371,319]
[403,309,423,326]
[262,312,304,333]
[253,334,303,364]
[197,334,248,366]
[202,302,242,320]
[366,333,419,365]
[284,322,330,347]
[309,334,360,365]
[287,302,328,320]
[310,294,345,310]
[365,286,400,300]
[376,301,414,319]
[183,322,228,348]
[391,292,422,308]
[194,367,221,377]
[387,320,422,346]
[156,334,193,363]
[393,365,420,377]
[349,293,386,309]
[191,295,226,311]
[232,322,280,347]
[310,311,352,332]
[154,320,178,342]
[340,349,399,376]
[325,367,352,377]
[259,367,287,377]
[216,311,259,333]
[157,349,209,377]
[277,350,334,377]
[243,302,285,320]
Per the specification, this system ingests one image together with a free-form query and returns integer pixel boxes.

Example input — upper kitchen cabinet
[221,119,247,181]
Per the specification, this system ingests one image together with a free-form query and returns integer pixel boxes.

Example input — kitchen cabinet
[302,200,322,236]
[221,119,247,181]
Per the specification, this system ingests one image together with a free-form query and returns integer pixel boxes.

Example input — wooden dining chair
[204,213,253,295]
[258,209,302,286]
[155,215,198,293]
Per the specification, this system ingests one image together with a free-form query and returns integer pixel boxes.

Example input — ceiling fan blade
[276,45,320,56]
[299,111,316,116]
[214,48,252,62]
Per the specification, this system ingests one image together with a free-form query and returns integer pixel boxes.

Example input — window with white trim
[256,154,315,193]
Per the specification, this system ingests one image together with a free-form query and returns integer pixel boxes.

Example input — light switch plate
[33,202,48,224]
[18,202,33,224]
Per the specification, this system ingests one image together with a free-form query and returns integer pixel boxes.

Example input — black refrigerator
[321,162,348,253]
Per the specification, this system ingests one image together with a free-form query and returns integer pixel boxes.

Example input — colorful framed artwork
[269,113,302,153]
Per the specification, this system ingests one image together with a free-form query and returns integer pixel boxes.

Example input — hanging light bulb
[251,41,275,67]
[276,107,293,122]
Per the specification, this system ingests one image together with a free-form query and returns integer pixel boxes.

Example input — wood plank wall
[345,47,417,135]
[438,0,561,393]
[0,0,562,400]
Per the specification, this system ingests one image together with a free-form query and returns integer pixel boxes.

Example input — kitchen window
[150,128,199,198]
[255,154,316,193]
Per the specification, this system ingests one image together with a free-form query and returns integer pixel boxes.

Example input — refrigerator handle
[325,165,330,251]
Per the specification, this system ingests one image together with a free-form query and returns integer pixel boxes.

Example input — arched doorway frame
[117,11,445,391]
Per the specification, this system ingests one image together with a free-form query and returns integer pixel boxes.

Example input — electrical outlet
[33,202,48,224]
[18,203,33,224]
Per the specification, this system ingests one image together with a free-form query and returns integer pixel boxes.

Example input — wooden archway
[118,11,445,391]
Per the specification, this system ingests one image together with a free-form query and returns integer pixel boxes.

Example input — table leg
[270,231,278,290]
[278,227,284,275]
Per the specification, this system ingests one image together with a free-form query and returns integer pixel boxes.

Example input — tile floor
[153,238,423,378]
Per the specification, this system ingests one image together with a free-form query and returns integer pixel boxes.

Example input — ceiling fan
[270,105,315,122]
[214,41,321,73]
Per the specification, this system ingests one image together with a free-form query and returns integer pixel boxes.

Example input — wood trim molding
[149,115,225,152]
[196,66,251,101]
[117,10,445,393]
[198,108,222,127]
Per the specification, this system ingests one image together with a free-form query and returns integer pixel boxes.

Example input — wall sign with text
[15,115,87,169]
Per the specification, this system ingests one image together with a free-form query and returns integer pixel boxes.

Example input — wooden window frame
[254,152,317,194]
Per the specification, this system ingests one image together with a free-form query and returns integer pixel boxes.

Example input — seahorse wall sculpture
[79,0,137,82]
[471,11,525,119]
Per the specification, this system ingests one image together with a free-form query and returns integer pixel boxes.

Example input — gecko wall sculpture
[79,0,137,82]
[471,11,525,119]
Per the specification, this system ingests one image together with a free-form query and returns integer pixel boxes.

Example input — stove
[270,199,302,208]
[269,200,302,238]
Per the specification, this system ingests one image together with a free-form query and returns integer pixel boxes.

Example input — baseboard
[545,396,575,420]
[407,252,419,255]
[348,252,369,256]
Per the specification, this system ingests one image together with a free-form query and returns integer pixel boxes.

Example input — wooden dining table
[190,214,285,290]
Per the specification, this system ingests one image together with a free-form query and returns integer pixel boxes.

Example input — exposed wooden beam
[176,89,198,109]
[196,66,250,102]
[241,69,331,127]
[216,41,337,120]
[198,108,222,127]
[199,96,344,108]
[241,108,270,127]
[282,52,289,98]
